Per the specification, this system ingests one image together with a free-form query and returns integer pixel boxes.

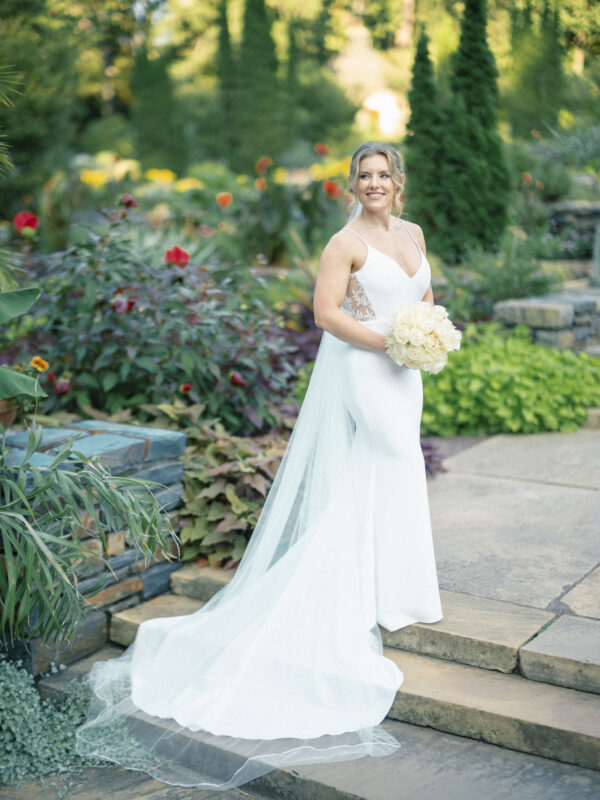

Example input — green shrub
[437,229,561,324]
[421,322,600,436]
[22,208,296,434]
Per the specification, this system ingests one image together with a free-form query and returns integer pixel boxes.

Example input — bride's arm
[313,233,387,353]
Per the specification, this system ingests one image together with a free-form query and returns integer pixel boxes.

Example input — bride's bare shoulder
[320,227,364,268]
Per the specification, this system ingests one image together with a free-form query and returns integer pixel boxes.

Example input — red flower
[121,193,138,208]
[255,156,273,174]
[255,177,267,191]
[230,371,247,387]
[47,371,56,383]
[323,180,343,198]
[181,383,192,393]
[216,192,233,208]
[164,245,190,268]
[314,143,329,155]
[13,211,39,236]
[55,379,71,395]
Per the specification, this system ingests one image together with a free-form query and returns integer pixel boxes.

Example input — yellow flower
[29,356,49,372]
[144,168,177,184]
[175,177,205,193]
[80,168,109,189]
[273,167,288,184]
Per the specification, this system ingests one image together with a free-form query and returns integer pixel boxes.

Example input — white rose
[393,324,410,343]
[408,327,426,346]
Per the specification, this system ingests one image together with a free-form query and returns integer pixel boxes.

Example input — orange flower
[255,177,267,191]
[522,172,532,186]
[323,180,343,198]
[536,180,544,191]
[216,191,233,208]
[531,130,542,139]
[29,356,49,372]
[255,156,273,174]
[314,143,329,155]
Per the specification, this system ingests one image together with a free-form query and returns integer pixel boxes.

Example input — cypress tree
[231,0,284,173]
[285,19,301,142]
[216,0,238,157]
[538,0,564,130]
[130,45,187,174]
[404,28,445,252]
[440,0,510,258]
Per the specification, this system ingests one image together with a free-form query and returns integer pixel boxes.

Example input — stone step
[169,566,600,694]
[37,645,600,798]
[107,593,600,770]
[386,648,600,771]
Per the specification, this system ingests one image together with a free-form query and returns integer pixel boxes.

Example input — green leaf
[0,367,47,400]
[0,287,40,325]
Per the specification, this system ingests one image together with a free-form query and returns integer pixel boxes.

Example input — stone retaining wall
[3,420,186,675]
[549,200,600,236]
[493,288,600,354]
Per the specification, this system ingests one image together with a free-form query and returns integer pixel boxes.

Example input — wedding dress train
[75,216,444,790]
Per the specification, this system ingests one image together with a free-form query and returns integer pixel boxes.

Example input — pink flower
[121,194,139,208]
[55,380,71,395]
[164,246,190,268]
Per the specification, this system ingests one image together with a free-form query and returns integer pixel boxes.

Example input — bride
[75,141,444,790]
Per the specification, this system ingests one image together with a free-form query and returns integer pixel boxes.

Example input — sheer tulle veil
[74,194,402,790]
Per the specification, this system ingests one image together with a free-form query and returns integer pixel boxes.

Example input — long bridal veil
[75,197,402,790]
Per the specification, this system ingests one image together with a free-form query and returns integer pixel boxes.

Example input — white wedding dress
[75,214,444,790]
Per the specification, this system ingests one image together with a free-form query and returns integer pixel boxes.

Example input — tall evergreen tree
[231,0,285,172]
[439,0,510,259]
[363,0,398,51]
[285,19,301,143]
[130,45,187,175]
[404,28,445,251]
[216,0,238,157]
[507,0,564,137]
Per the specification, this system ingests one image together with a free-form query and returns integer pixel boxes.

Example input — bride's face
[355,154,397,211]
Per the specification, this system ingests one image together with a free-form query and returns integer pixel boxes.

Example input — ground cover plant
[420,322,600,436]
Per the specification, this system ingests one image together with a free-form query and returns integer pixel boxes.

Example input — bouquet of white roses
[384,301,462,374]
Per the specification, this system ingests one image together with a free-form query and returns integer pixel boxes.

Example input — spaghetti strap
[343,226,370,248]
[398,218,424,257]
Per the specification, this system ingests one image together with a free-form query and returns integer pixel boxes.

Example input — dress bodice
[340,219,432,321]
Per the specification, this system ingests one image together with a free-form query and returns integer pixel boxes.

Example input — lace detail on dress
[341,274,376,321]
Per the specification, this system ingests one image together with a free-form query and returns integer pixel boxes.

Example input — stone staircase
[36,562,600,799]
[101,566,600,771]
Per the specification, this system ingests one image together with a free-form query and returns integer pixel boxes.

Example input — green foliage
[0,0,79,212]
[24,209,296,434]
[404,28,445,250]
[230,0,285,172]
[436,229,561,323]
[178,416,288,565]
[130,45,187,175]
[506,0,565,138]
[420,322,600,436]
[363,0,398,50]
[436,0,510,260]
[0,655,105,796]
[0,426,175,646]
[592,223,600,287]
[216,0,238,158]
[0,288,47,401]
[293,64,359,146]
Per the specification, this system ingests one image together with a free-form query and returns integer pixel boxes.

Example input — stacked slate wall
[3,420,186,675]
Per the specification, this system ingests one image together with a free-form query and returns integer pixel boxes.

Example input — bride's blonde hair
[347,141,405,217]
